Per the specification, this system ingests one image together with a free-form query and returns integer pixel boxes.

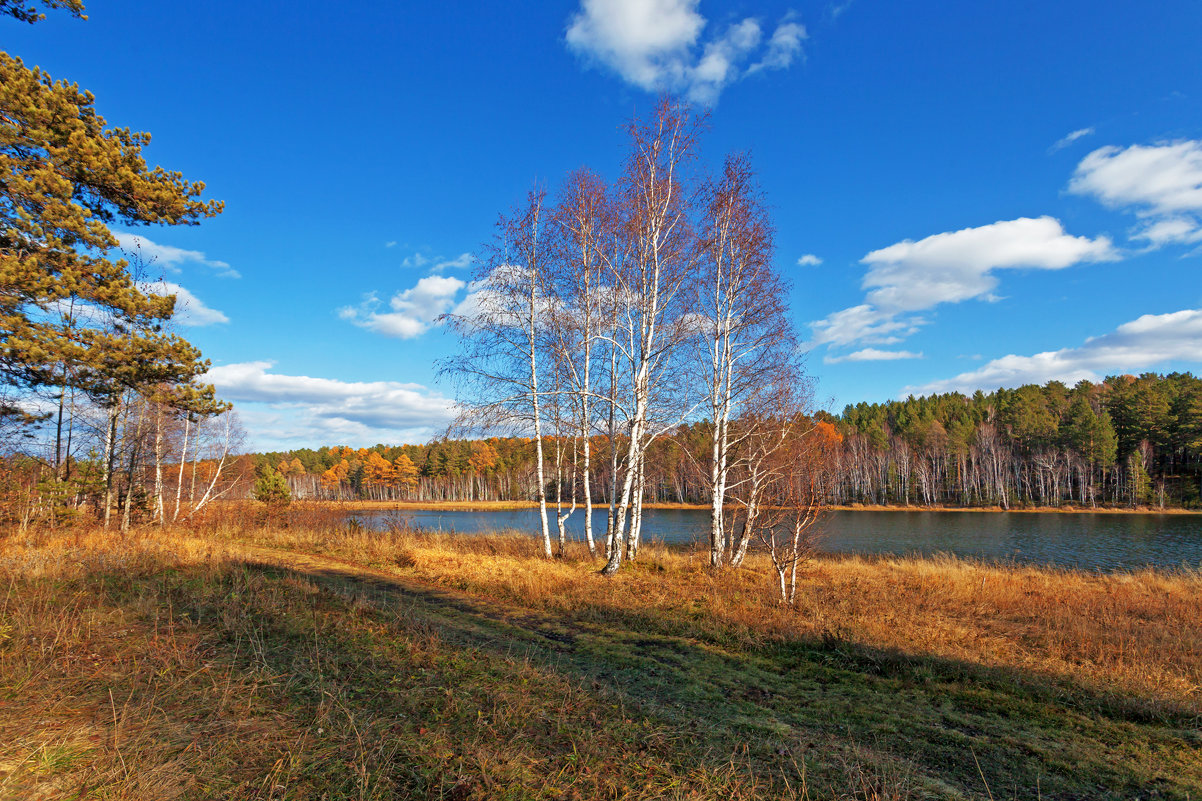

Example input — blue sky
[9,1,1201,450]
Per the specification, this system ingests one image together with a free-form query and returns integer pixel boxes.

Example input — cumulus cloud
[565,0,804,104]
[908,308,1202,395]
[796,253,823,266]
[141,281,229,326]
[810,217,1115,348]
[206,361,456,447]
[1049,127,1094,153]
[824,348,922,364]
[1069,139,1202,249]
[860,216,1116,312]
[116,232,240,279]
[1070,141,1202,215]
[339,275,466,338]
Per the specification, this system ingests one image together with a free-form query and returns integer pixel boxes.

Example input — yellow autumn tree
[392,454,419,489]
[364,451,393,486]
[468,441,499,474]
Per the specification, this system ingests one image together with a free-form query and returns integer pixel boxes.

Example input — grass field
[2,507,1199,799]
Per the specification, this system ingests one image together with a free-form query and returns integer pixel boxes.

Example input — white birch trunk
[101,402,119,529]
[153,405,165,526]
[173,416,189,521]
[121,400,148,532]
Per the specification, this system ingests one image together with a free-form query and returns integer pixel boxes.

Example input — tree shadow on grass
[247,553,1202,801]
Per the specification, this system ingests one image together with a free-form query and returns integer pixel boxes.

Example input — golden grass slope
[2,514,1200,799]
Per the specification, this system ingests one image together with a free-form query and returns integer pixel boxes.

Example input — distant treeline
[826,372,1200,509]
[251,372,1202,510]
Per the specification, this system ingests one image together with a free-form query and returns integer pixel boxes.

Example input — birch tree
[444,190,555,557]
[600,99,703,576]
[723,365,811,567]
[697,152,796,568]
[550,168,613,558]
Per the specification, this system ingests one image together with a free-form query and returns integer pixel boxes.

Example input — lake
[351,507,1202,573]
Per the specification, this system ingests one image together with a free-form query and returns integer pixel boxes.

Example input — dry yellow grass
[241,522,1202,720]
[1,526,795,799]
[4,513,1200,798]
[0,529,306,799]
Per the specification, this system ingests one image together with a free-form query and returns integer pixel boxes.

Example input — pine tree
[1,0,83,25]
[253,469,291,508]
[1,4,223,424]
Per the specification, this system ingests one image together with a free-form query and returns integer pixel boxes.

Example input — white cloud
[441,264,570,331]
[908,308,1202,395]
[116,232,240,279]
[142,281,229,326]
[809,304,919,347]
[748,18,805,73]
[824,348,923,364]
[449,277,489,323]
[400,250,471,271]
[1069,140,1202,248]
[796,253,823,266]
[1131,217,1202,247]
[1070,140,1202,215]
[828,1,854,19]
[432,252,473,272]
[810,217,1115,347]
[860,216,1116,312]
[205,361,456,447]
[689,18,763,104]
[339,275,466,338]
[385,241,397,248]
[565,0,804,104]
[566,0,705,89]
[1049,126,1095,153]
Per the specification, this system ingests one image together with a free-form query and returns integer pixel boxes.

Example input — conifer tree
[253,469,291,509]
[1,2,223,425]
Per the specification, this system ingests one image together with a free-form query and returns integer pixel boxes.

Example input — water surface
[351,507,1202,573]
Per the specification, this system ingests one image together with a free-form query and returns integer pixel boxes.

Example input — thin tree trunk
[153,405,165,525]
[121,400,148,532]
[102,402,120,529]
[605,350,619,558]
[62,384,76,483]
[582,427,596,557]
[603,373,647,575]
[628,449,646,560]
[174,416,189,521]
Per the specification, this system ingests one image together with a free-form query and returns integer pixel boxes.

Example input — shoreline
[305,499,1201,515]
